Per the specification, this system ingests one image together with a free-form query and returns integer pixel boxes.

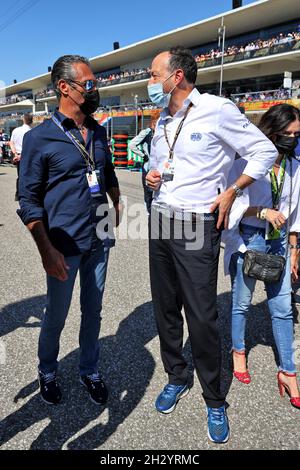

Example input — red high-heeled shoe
[232,350,251,384]
[277,371,300,409]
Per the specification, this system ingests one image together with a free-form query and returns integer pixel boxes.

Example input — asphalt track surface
[0,165,299,450]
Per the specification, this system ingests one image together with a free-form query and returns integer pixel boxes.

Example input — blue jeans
[38,245,110,376]
[229,224,296,373]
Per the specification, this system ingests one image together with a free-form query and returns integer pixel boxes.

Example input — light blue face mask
[147,73,176,107]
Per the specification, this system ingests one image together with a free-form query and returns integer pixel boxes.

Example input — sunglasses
[68,79,98,92]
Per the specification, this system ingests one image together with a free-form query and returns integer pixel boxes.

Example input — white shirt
[150,88,278,213]
[10,124,31,154]
[222,156,300,275]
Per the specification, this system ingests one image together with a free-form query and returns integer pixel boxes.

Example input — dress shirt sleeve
[10,128,17,145]
[102,128,119,191]
[17,131,46,225]
[217,100,278,180]
[290,197,300,233]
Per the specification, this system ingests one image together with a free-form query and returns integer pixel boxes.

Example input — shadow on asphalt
[0,295,45,337]
[1,290,298,449]
[217,290,298,395]
[0,299,158,449]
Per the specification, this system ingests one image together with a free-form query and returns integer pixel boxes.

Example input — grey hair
[51,55,91,99]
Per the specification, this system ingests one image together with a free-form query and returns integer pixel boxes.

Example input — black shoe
[38,370,62,405]
[80,372,108,404]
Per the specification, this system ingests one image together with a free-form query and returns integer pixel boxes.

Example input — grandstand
[0,0,299,139]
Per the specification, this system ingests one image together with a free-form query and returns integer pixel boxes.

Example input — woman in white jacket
[224,104,300,409]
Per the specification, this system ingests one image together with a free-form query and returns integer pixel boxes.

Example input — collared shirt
[17,110,119,256]
[150,88,278,213]
[10,124,31,154]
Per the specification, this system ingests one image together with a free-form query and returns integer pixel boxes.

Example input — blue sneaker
[207,405,230,443]
[155,383,189,414]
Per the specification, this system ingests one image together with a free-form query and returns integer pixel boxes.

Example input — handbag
[242,157,292,283]
[243,249,286,282]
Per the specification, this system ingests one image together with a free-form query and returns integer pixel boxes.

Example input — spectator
[128,115,159,213]
[9,113,33,201]
[223,104,300,408]
[17,54,121,406]
[146,46,277,444]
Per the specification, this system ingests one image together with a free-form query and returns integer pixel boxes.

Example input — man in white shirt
[146,46,278,444]
[9,113,33,201]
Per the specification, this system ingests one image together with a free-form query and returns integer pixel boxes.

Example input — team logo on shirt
[243,120,251,129]
[190,132,202,141]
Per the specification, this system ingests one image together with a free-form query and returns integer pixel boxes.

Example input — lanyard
[267,156,287,240]
[163,103,193,161]
[270,156,286,210]
[52,115,95,172]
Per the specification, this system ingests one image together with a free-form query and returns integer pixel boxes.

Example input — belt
[152,205,215,222]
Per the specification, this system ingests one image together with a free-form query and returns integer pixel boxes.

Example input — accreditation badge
[162,159,175,182]
[86,170,101,195]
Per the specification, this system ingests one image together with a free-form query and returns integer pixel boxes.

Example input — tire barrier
[113,134,129,139]
[114,143,127,148]
[113,133,128,168]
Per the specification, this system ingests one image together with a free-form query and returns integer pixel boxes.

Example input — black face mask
[275,134,299,155]
[80,89,100,115]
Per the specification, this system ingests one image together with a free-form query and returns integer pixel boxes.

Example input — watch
[256,206,262,219]
[259,208,268,220]
[231,183,243,197]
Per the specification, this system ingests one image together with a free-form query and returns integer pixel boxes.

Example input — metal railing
[97,71,150,88]
[196,39,300,69]
[231,88,296,103]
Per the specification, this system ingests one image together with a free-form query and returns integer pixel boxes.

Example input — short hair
[51,54,91,99]
[258,104,300,138]
[167,46,198,84]
[24,113,33,125]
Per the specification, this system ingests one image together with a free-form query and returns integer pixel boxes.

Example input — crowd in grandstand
[97,67,151,86]
[231,88,292,103]
[98,99,158,112]
[194,31,300,63]
[0,93,32,106]
[35,88,56,99]
[0,111,24,118]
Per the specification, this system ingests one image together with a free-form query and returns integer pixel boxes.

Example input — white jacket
[222,156,300,275]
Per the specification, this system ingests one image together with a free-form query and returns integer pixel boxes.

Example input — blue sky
[0,0,257,86]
